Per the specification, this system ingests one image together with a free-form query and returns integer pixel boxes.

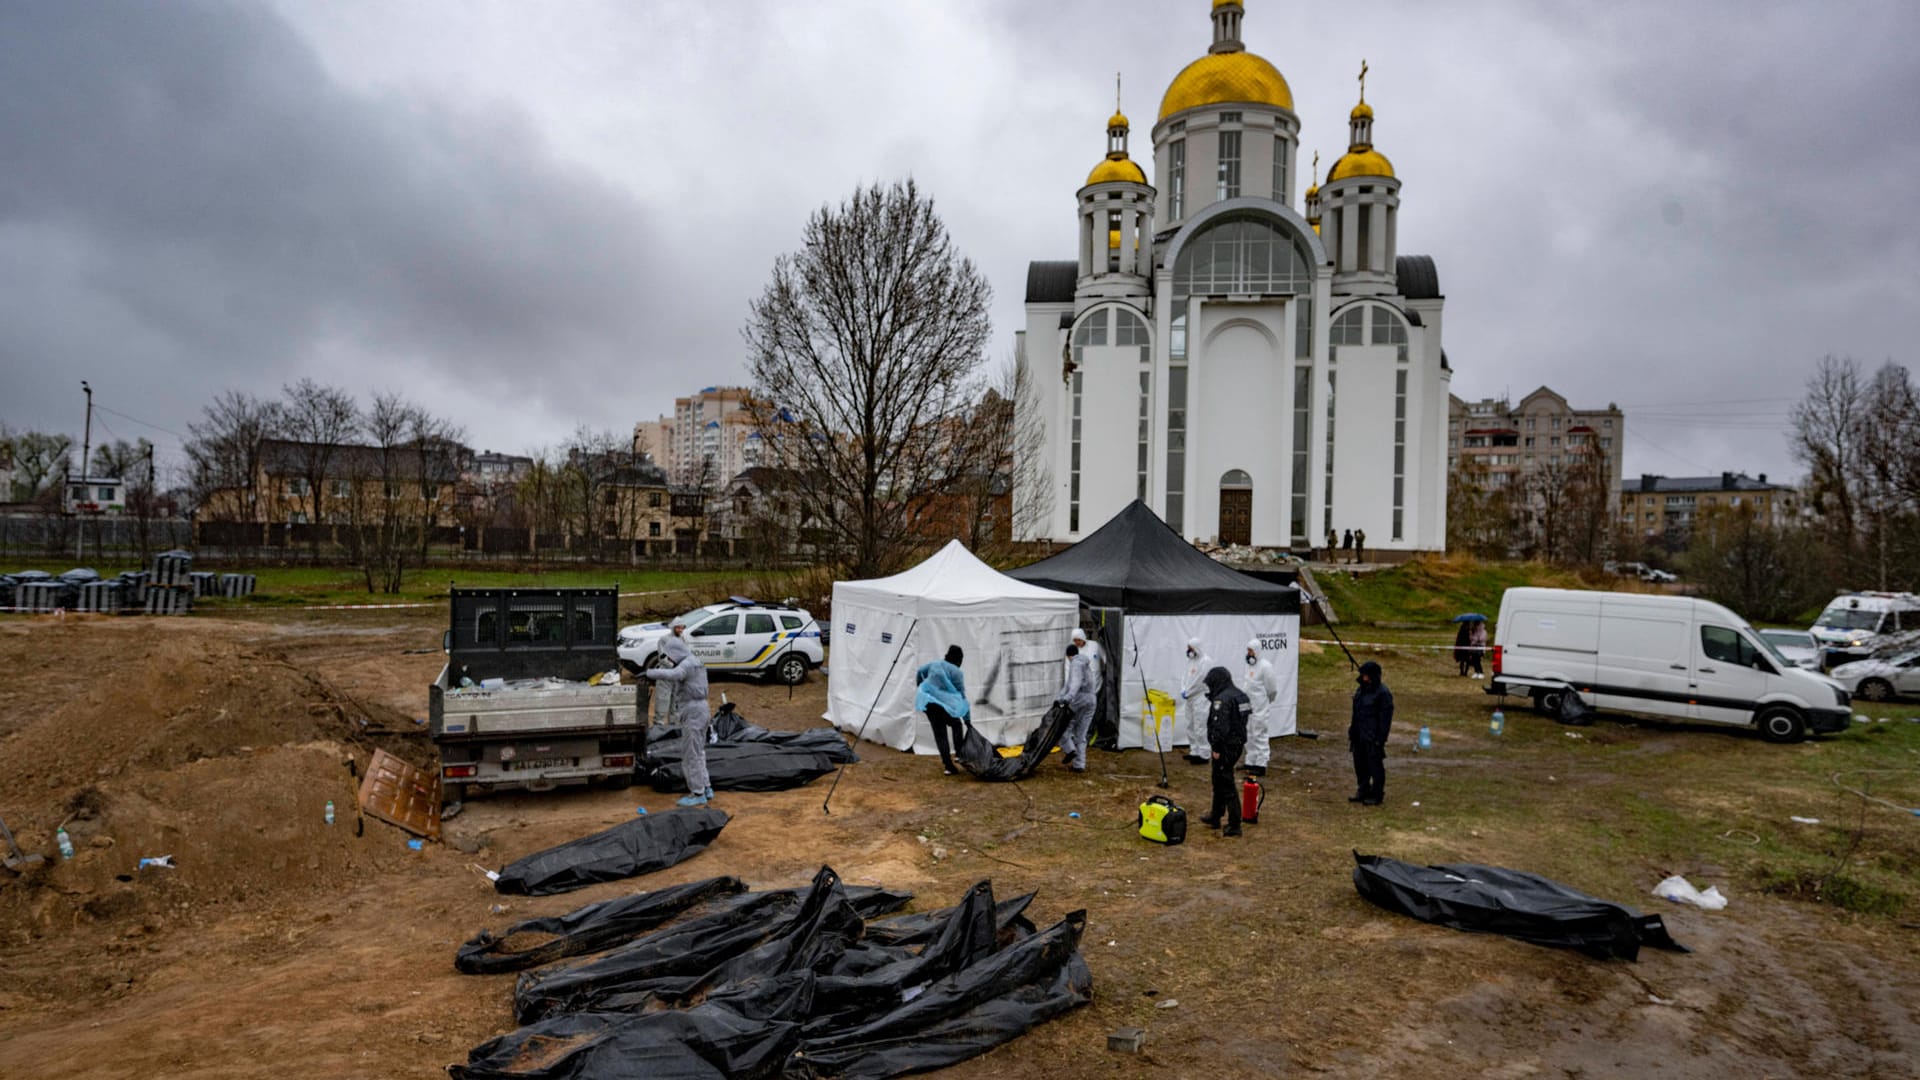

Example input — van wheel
[600,772,634,792]
[1533,688,1566,716]
[775,655,808,685]
[442,781,468,804]
[1856,678,1894,702]
[1756,706,1807,744]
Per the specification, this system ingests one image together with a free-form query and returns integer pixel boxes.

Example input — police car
[617,597,824,684]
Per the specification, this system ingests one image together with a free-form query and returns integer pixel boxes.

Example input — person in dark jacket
[1198,666,1251,837]
[1348,660,1394,805]
[915,645,970,776]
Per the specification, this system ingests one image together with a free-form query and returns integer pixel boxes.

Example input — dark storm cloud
[0,2,668,456]
[4,0,1913,481]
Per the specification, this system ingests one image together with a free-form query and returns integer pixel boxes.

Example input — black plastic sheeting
[512,873,911,1023]
[457,876,749,974]
[493,808,730,897]
[645,707,857,793]
[954,701,1074,782]
[454,868,1089,1079]
[1352,852,1688,961]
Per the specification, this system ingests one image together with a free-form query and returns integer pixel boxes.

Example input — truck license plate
[508,757,577,771]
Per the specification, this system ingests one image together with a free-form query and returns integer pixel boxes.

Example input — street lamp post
[77,380,93,562]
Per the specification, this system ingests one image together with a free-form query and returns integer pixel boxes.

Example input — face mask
[1187,650,1196,660]
[1246,654,1256,665]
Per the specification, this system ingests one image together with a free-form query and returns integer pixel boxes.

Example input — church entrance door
[1219,488,1252,546]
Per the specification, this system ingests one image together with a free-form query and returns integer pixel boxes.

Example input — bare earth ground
[1,611,1918,1079]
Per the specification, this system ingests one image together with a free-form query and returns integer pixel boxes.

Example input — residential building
[64,476,125,514]
[1448,388,1625,493]
[634,387,765,489]
[1016,1,1451,552]
[1620,473,1797,539]
[201,437,463,528]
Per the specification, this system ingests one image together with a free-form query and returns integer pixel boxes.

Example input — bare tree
[994,356,1054,549]
[1684,504,1833,623]
[1446,456,1520,558]
[280,379,360,557]
[1790,356,1868,563]
[185,390,282,527]
[89,438,151,481]
[6,431,74,500]
[742,179,993,578]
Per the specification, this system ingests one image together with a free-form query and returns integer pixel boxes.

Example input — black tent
[1007,500,1300,615]
[1007,502,1301,752]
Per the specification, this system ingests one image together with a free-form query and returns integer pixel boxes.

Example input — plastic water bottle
[1490,710,1505,736]
[324,800,336,826]
[1417,726,1432,751]
[56,827,74,860]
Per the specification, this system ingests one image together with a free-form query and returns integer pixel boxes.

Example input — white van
[1488,588,1851,742]
[1810,591,1920,663]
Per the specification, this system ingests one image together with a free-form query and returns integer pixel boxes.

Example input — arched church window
[1173,213,1313,299]
[1221,469,1252,487]
[1331,306,1365,345]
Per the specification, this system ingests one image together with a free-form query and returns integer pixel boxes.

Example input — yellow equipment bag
[1136,794,1187,845]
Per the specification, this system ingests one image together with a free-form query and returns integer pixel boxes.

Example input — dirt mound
[3,629,418,796]
[0,619,433,973]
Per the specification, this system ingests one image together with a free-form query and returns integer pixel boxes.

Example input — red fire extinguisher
[1241,776,1264,825]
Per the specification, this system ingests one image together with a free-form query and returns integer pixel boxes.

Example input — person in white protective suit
[1070,628,1102,689]
[1240,639,1281,776]
[1179,638,1214,764]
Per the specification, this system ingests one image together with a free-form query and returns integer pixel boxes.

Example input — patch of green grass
[4,559,797,609]
[1315,554,1611,628]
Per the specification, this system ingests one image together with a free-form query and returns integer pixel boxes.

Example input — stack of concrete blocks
[115,570,150,608]
[147,550,196,616]
[15,582,64,613]
[218,573,257,598]
[77,581,123,613]
[188,570,219,597]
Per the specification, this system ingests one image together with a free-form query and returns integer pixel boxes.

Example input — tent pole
[1307,591,1360,670]
[822,617,918,815]
[1131,645,1169,789]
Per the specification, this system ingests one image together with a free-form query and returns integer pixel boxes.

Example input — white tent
[827,540,1080,754]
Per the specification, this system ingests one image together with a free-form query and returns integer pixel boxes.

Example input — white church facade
[1015,0,1451,553]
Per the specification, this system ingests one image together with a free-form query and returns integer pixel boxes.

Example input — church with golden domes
[1016,0,1451,553]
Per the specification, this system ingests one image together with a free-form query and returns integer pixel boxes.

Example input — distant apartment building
[1620,472,1796,539]
[632,386,765,488]
[1448,388,1625,492]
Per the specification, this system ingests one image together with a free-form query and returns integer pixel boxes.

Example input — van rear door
[1691,623,1775,725]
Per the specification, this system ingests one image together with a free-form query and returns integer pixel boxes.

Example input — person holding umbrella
[1452,613,1488,680]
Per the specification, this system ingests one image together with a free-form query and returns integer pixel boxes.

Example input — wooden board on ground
[357,749,442,841]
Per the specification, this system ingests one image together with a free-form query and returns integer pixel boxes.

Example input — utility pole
[77,380,93,562]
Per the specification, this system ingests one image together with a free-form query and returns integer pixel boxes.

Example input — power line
[1624,425,1718,473]
[91,403,189,445]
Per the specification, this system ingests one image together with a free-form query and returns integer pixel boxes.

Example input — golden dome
[1109,110,1129,129]
[1159,50,1293,119]
[1212,0,1241,8]
[1350,101,1373,121]
[1304,182,1319,200]
[1327,148,1394,182]
[1087,156,1148,185]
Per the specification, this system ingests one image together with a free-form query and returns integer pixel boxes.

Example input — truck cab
[430,587,647,799]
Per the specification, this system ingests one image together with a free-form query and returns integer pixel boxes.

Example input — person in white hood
[1179,638,1214,763]
[1240,638,1281,776]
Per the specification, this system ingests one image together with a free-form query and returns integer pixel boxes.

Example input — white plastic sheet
[1114,613,1300,750]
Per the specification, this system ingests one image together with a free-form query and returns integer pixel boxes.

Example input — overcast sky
[3,1,1914,484]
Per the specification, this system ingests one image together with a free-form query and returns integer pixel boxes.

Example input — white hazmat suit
[1241,639,1281,772]
[1179,639,1214,761]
